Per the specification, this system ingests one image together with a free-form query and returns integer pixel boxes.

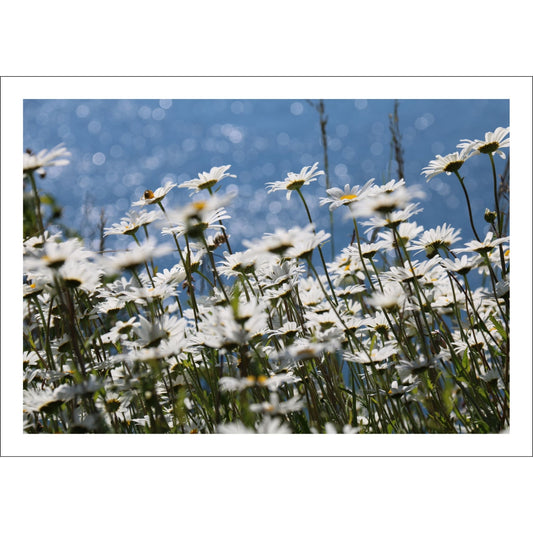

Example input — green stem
[488,153,503,237]
[453,171,481,242]
[156,201,199,327]
[27,170,46,240]
[352,218,376,291]
[207,186,233,255]
[296,188,338,305]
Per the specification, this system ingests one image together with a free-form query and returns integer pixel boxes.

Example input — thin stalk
[296,188,338,305]
[453,170,481,241]
[27,170,46,240]
[488,153,504,237]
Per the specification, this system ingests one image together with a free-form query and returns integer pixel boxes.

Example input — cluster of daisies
[23,127,509,433]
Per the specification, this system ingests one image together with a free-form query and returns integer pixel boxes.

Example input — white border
[2,76,531,456]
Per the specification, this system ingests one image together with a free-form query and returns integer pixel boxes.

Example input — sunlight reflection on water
[24,99,509,262]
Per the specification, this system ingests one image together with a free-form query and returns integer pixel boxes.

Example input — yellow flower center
[340,193,357,201]
[192,201,207,210]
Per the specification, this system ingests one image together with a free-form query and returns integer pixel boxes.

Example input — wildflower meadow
[22,115,510,434]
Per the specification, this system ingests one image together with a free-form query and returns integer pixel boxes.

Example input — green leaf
[488,315,508,341]
[461,349,470,373]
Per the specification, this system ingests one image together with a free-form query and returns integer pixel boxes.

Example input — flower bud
[484,208,497,223]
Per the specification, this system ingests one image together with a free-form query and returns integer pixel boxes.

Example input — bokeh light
[23,99,509,264]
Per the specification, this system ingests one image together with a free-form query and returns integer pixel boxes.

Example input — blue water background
[23,99,509,264]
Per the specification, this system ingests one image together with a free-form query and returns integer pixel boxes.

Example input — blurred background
[23,99,509,260]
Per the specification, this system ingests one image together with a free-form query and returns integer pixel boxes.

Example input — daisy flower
[363,311,391,336]
[103,238,172,272]
[219,376,262,393]
[126,281,178,305]
[421,146,475,181]
[24,238,89,272]
[129,314,186,349]
[217,249,256,278]
[361,203,424,234]
[411,223,461,258]
[297,276,329,306]
[305,308,344,332]
[457,126,510,159]
[478,245,509,274]
[250,392,305,416]
[244,226,308,257]
[95,390,134,425]
[396,354,442,382]
[266,162,324,200]
[193,300,268,350]
[23,143,71,177]
[453,231,508,255]
[95,296,126,314]
[323,423,360,434]
[218,417,292,434]
[285,226,330,260]
[440,254,480,276]
[348,180,424,218]
[354,240,387,260]
[273,337,339,365]
[376,222,424,252]
[132,182,177,206]
[153,264,187,287]
[160,194,233,239]
[59,255,102,292]
[382,257,441,284]
[23,275,48,298]
[23,387,64,414]
[327,251,366,286]
[178,165,236,195]
[257,259,305,293]
[343,341,397,364]
[217,422,254,434]
[104,209,160,237]
[386,380,417,399]
[319,179,376,211]
[268,321,301,341]
[494,278,509,298]
[366,281,406,311]
[100,317,139,344]
[23,230,60,254]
